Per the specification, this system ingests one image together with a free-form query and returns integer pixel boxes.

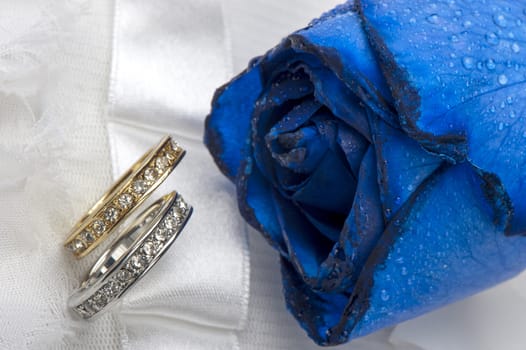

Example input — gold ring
[64,136,184,258]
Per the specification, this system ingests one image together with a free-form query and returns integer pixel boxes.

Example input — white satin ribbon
[107,0,249,349]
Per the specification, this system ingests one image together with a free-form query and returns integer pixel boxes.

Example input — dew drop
[493,13,507,28]
[462,56,475,69]
[463,20,472,28]
[498,122,504,131]
[380,289,390,301]
[486,59,496,70]
[507,96,513,104]
[426,14,439,24]
[510,110,516,118]
[485,32,500,45]
[498,74,508,85]
[512,42,521,53]
[409,17,416,24]
[449,34,459,42]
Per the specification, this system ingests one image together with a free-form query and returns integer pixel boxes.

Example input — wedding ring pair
[64,136,192,319]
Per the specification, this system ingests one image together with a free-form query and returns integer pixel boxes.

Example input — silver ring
[69,191,192,319]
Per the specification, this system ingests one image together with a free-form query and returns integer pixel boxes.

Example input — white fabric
[1,0,526,349]
[107,1,249,349]
[0,0,126,348]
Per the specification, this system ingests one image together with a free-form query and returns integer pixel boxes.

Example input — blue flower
[205,0,526,345]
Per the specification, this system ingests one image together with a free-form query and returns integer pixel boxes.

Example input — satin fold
[107,0,249,349]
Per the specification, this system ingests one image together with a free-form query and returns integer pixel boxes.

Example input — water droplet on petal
[462,56,475,69]
[498,122,504,131]
[486,59,496,70]
[409,17,416,24]
[426,14,439,24]
[380,289,390,301]
[463,20,472,28]
[493,13,507,27]
[512,42,521,53]
[449,34,459,42]
[498,74,508,85]
[485,32,500,45]
[507,96,513,104]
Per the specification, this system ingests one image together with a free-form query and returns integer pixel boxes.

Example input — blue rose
[205,0,526,345]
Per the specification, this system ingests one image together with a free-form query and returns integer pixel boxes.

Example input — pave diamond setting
[67,238,86,253]
[141,241,157,257]
[104,207,120,223]
[73,194,191,319]
[118,193,134,209]
[80,230,95,243]
[144,167,159,182]
[132,180,148,194]
[155,156,170,170]
[65,136,184,258]
[92,220,106,236]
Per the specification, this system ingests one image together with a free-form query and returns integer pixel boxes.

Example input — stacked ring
[69,191,192,319]
[64,136,184,258]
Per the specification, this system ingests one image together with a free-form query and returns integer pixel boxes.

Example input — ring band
[64,136,184,258]
[69,191,192,319]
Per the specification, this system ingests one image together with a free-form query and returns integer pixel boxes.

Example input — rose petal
[291,6,397,128]
[266,99,320,137]
[337,123,369,180]
[237,155,287,255]
[370,113,443,220]
[327,145,385,290]
[271,126,325,190]
[252,68,315,185]
[265,99,326,178]
[360,0,524,234]
[292,149,356,215]
[298,205,344,242]
[205,67,262,180]
[274,190,335,283]
[305,64,373,141]
[281,257,350,346]
[327,163,518,344]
